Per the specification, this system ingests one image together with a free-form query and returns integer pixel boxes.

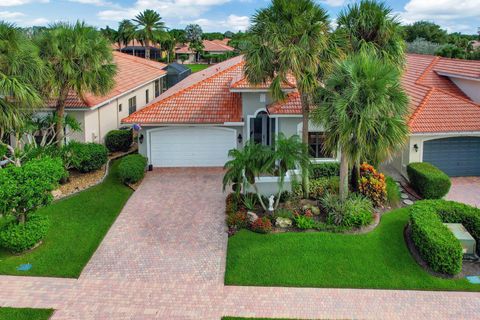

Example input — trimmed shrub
[250,217,272,234]
[310,162,340,179]
[359,163,387,207]
[118,154,147,184]
[408,200,480,275]
[105,130,133,152]
[407,162,451,199]
[0,215,49,253]
[309,176,339,199]
[66,142,108,173]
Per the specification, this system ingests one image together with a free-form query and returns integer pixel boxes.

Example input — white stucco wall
[450,77,480,103]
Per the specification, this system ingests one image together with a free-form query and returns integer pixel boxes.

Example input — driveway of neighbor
[0,169,479,319]
[446,177,480,207]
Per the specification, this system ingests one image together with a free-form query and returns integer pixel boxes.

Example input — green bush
[66,142,108,173]
[407,162,451,199]
[322,193,373,228]
[105,130,133,152]
[0,215,50,253]
[273,208,294,220]
[118,154,147,184]
[310,162,340,179]
[309,176,339,199]
[294,215,315,229]
[386,176,401,206]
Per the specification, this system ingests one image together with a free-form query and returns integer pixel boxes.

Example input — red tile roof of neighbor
[48,51,167,109]
[123,54,480,133]
[175,39,235,54]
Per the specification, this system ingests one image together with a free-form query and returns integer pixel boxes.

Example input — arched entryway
[249,111,276,146]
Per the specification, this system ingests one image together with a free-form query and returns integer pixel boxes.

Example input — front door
[250,111,275,146]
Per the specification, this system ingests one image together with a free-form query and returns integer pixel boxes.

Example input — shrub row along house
[44,51,167,144]
[122,53,480,178]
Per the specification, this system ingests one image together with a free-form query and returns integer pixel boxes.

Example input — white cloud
[319,0,346,7]
[189,14,249,31]
[0,0,48,6]
[98,0,231,22]
[69,0,115,6]
[398,0,480,33]
[30,17,48,25]
[0,10,25,19]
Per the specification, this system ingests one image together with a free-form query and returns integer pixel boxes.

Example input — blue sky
[0,0,479,34]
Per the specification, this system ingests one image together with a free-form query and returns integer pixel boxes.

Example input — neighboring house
[120,46,163,60]
[46,51,167,143]
[175,39,235,64]
[166,62,192,89]
[122,54,480,178]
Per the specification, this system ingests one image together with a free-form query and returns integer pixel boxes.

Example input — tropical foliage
[133,9,166,60]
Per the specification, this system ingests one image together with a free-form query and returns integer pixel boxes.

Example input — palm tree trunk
[252,184,267,211]
[55,87,68,147]
[339,147,349,201]
[351,158,361,193]
[300,92,310,198]
[145,39,150,60]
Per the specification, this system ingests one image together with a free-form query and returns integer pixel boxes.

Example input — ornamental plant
[358,163,387,207]
[250,217,272,234]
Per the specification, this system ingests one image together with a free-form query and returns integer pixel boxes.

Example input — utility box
[444,223,477,256]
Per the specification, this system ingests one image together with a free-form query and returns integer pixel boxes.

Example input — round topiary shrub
[409,200,480,275]
[0,215,50,253]
[105,130,133,152]
[118,154,148,184]
[407,162,451,199]
[66,142,108,173]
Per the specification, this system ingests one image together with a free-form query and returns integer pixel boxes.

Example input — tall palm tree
[118,19,136,51]
[36,21,117,147]
[0,22,46,162]
[333,0,407,191]
[312,47,409,200]
[244,0,330,197]
[133,9,166,59]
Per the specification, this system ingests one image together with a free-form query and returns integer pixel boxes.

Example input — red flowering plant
[250,217,273,234]
[358,163,387,207]
[227,211,248,230]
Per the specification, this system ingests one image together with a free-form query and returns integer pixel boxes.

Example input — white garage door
[149,127,236,167]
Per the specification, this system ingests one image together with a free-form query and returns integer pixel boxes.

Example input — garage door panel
[149,127,236,167]
[423,137,480,177]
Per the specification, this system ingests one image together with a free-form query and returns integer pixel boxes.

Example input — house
[175,39,235,64]
[47,51,167,143]
[166,62,192,89]
[122,54,480,177]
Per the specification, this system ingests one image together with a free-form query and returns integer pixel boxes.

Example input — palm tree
[36,21,117,147]
[117,19,136,51]
[336,0,405,68]
[312,47,409,200]
[0,22,47,165]
[243,0,330,197]
[133,9,166,59]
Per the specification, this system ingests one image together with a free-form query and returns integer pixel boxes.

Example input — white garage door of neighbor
[149,127,236,167]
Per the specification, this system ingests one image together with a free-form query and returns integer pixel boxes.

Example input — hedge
[409,200,480,275]
[310,162,340,179]
[0,214,50,253]
[105,130,133,152]
[118,154,147,184]
[407,162,451,199]
[67,142,108,173]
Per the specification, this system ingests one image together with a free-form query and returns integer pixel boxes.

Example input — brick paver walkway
[1,169,479,319]
[447,177,480,208]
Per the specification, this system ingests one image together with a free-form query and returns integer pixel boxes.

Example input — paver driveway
[1,169,480,319]
[447,177,480,207]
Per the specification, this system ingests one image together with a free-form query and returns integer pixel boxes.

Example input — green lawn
[186,64,210,73]
[0,160,133,278]
[226,208,480,291]
[0,307,53,320]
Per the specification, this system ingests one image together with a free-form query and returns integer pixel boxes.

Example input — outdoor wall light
[139,134,144,144]
[413,144,419,152]
[237,133,243,144]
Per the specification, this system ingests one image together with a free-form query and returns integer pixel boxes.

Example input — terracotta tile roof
[405,54,480,133]
[175,39,234,54]
[122,56,244,124]
[267,92,302,114]
[48,51,167,109]
[230,73,297,90]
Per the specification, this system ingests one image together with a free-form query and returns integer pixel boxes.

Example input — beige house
[175,39,235,64]
[47,51,167,143]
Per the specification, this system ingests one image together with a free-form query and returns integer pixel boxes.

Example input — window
[308,132,332,158]
[118,104,122,112]
[161,77,167,93]
[154,79,160,97]
[145,89,149,103]
[128,96,137,115]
